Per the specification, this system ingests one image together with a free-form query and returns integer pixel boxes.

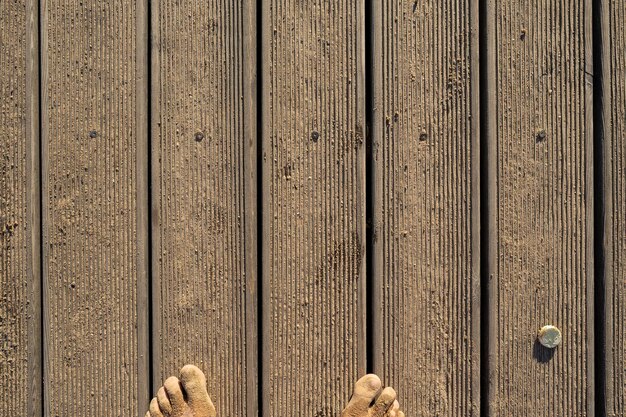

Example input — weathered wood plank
[262,1,366,415]
[151,0,257,415]
[601,0,626,414]
[485,0,594,415]
[0,1,40,416]
[41,0,150,414]
[371,1,480,416]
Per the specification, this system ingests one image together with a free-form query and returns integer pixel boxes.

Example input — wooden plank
[0,0,41,416]
[371,1,480,416]
[41,0,150,414]
[601,0,626,414]
[484,0,594,415]
[261,1,366,415]
[151,0,258,416]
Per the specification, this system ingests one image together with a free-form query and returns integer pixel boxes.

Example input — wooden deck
[0,0,624,416]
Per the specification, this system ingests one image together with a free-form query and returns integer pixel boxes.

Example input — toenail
[364,375,382,390]
[368,380,380,390]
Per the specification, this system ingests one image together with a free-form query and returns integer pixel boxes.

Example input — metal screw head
[538,325,562,348]
[194,132,205,142]
[311,131,320,143]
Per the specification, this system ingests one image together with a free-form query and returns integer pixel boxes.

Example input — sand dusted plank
[262,1,366,415]
[484,0,594,415]
[601,1,626,414]
[41,1,150,414]
[0,1,41,416]
[151,1,258,415]
[371,1,480,416]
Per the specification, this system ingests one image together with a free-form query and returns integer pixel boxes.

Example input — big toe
[342,374,382,416]
[179,365,216,416]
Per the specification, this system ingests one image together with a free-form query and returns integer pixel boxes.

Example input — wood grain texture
[601,0,626,414]
[485,0,594,415]
[261,1,366,415]
[41,0,150,414]
[371,1,480,416]
[0,0,40,416]
[151,0,257,415]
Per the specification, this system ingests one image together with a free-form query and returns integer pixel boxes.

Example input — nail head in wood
[536,129,547,142]
[538,325,561,348]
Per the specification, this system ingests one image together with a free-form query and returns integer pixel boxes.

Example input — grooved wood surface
[42,1,149,415]
[0,1,39,416]
[151,0,257,415]
[603,1,626,414]
[371,1,480,416]
[262,1,366,415]
[485,0,594,415]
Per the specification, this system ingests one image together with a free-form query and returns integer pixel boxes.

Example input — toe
[179,365,216,415]
[390,400,400,412]
[342,374,382,416]
[385,400,400,417]
[179,365,207,396]
[397,412,405,417]
[164,376,186,413]
[150,397,165,417]
[371,386,396,417]
[157,387,172,416]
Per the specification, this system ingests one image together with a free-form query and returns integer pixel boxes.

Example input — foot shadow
[532,339,556,363]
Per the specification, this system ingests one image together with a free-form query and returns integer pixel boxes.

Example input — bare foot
[146,365,217,417]
[342,374,405,417]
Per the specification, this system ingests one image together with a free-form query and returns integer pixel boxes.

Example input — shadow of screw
[532,339,556,363]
